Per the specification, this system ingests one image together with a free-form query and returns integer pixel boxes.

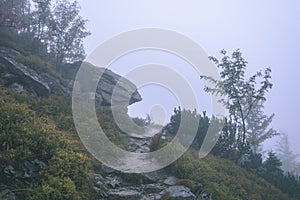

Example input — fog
[76,0,300,155]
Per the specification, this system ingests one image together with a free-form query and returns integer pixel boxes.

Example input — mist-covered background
[76,0,300,155]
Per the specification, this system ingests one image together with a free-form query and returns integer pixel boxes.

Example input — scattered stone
[93,173,104,184]
[164,185,196,200]
[199,192,213,200]
[176,179,203,194]
[163,176,179,186]
[142,183,165,194]
[107,188,142,200]
[141,171,163,183]
[104,176,121,188]
[140,193,162,200]
[8,83,24,93]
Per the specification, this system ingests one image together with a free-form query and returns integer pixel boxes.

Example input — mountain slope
[0,29,297,200]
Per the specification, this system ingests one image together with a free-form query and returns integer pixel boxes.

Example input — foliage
[0,87,91,199]
[149,133,171,152]
[0,0,90,71]
[246,101,279,154]
[211,118,240,160]
[167,150,293,200]
[201,49,274,161]
[165,107,209,149]
[166,107,241,160]
[164,106,300,198]
[132,114,151,127]
[31,0,52,41]
[96,107,129,149]
[0,0,30,30]
[48,0,90,69]
[276,133,299,173]
[0,28,30,54]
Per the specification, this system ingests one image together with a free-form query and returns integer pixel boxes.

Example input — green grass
[167,150,295,200]
[16,54,65,83]
[0,87,91,199]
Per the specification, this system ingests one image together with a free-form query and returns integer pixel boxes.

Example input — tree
[48,0,90,70]
[31,0,52,41]
[165,107,209,149]
[276,133,299,173]
[260,151,283,186]
[246,101,279,154]
[201,49,273,161]
[212,118,239,160]
[259,151,300,199]
[0,0,31,30]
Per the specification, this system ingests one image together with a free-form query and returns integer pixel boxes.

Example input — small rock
[93,173,104,183]
[176,179,203,194]
[141,172,162,183]
[107,188,142,200]
[140,193,162,200]
[104,176,121,188]
[8,83,24,93]
[199,192,213,200]
[163,176,178,186]
[143,183,165,194]
[164,185,196,200]
[95,181,104,187]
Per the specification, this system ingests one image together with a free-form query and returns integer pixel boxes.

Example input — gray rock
[164,185,196,200]
[92,173,104,183]
[8,83,24,93]
[141,171,164,183]
[104,175,122,188]
[199,192,212,200]
[0,47,142,106]
[142,183,165,194]
[107,188,142,200]
[0,47,50,96]
[61,61,142,106]
[163,176,179,186]
[140,194,162,200]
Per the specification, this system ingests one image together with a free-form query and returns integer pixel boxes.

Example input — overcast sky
[76,0,300,155]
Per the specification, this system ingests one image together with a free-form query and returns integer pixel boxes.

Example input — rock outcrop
[0,47,52,96]
[0,46,142,106]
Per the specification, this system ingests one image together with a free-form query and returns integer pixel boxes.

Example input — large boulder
[163,185,196,200]
[0,46,142,106]
[0,47,52,97]
[61,61,142,106]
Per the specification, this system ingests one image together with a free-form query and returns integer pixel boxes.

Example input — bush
[166,150,293,200]
[0,88,91,199]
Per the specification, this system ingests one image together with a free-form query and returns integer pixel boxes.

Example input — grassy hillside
[167,150,294,200]
[0,29,297,200]
[0,81,296,200]
[0,87,91,199]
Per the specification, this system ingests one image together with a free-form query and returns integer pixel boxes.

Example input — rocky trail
[92,127,212,200]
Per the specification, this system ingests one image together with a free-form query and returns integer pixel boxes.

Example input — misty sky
[76,0,300,155]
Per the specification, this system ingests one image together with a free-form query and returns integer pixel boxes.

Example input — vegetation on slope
[0,88,91,199]
[167,150,294,200]
[1,4,299,198]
